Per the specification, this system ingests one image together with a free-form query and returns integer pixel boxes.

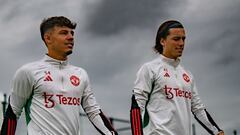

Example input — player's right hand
[217,131,224,135]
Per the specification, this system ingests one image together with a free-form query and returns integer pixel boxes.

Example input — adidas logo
[164,72,170,77]
[163,68,170,77]
[44,71,53,81]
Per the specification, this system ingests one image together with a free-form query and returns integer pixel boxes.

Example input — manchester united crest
[183,73,190,83]
[70,75,80,86]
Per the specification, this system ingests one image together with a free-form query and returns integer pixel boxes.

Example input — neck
[161,53,178,60]
[47,53,67,61]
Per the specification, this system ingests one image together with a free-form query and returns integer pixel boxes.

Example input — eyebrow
[171,34,185,37]
[58,29,74,33]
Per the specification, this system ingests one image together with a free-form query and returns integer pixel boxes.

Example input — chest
[158,66,191,87]
[32,66,85,99]
[154,65,192,100]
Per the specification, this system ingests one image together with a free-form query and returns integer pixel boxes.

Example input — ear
[44,33,51,45]
[160,38,165,47]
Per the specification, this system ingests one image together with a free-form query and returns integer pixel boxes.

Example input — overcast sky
[0,0,240,134]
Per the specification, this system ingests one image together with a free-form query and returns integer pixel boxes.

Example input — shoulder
[139,57,163,73]
[137,58,163,78]
[179,64,191,74]
[68,64,87,73]
[68,65,89,77]
[16,60,43,74]
[145,57,161,66]
[13,60,43,82]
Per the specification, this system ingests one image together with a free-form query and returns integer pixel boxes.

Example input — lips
[65,43,74,48]
[176,48,183,51]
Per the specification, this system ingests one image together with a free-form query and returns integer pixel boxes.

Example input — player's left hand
[217,131,224,135]
[111,131,118,135]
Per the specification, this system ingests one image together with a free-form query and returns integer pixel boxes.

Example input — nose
[179,38,184,46]
[67,33,74,40]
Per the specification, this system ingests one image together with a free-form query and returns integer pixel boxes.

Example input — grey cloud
[72,29,154,85]
[187,0,240,67]
[85,0,187,36]
[1,0,240,134]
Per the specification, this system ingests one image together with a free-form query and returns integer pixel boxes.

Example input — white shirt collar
[43,55,68,66]
[159,54,180,67]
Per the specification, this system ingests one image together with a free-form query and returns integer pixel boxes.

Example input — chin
[66,50,72,55]
[177,53,183,57]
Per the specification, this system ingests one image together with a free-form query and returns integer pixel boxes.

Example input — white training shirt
[133,54,219,135]
[10,55,111,135]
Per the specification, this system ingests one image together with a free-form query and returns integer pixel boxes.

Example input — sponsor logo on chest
[164,85,192,100]
[43,92,80,108]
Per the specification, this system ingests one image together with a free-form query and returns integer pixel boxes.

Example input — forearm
[130,94,144,135]
[193,109,223,135]
[90,110,117,135]
[191,79,223,135]
[133,89,148,116]
[0,104,17,135]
